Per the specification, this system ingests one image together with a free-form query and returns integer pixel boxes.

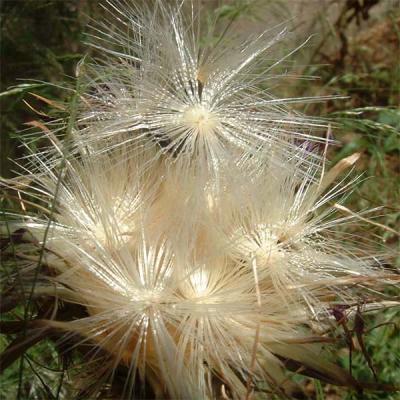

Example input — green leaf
[0,84,46,98]
[384,132,400,152]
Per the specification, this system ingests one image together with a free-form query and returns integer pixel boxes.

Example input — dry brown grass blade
[334,203,400,236]
[281,336,336,345]
[276,353,400,393]
[0,320,44,335]
[275,354,360,389]
[317,152,361,194]
[0,325,52,373]
[24,120,63,152]
[28,92,66,111]
[0,176,34,189]
[24,119,51,133]
[289,274,400,290]
[22,99,49,117]
[3,195,52,215]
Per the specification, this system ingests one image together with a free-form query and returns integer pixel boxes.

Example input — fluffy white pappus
[4,146,161,259]
[201,150,384,310]
[75,0,327,176]
[13,143,385,399]
[45,226,350,399]
[2,2,398,399]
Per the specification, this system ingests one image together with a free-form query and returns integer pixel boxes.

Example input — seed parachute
[1,1,398,399]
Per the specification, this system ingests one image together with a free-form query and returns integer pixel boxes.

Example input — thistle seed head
[1,1,397,399]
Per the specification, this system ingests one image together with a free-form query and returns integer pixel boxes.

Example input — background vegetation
[1,1,399,399]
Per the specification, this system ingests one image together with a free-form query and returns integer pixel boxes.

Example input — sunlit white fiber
[75,0,327,177]
[1,1,396,399]
[7,147,161,255]
[9,139,387,399]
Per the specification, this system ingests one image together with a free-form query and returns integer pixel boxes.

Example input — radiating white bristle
[2,1,395,399]
[73,0,328,179]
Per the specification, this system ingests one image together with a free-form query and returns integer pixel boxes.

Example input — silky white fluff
[2,1,394,400]
[75,0,327,178]
[10,144,384,399]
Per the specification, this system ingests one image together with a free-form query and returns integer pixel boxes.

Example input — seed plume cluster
[1,1,397,399]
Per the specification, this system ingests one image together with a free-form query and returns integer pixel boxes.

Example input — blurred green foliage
[0,0,93,178]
